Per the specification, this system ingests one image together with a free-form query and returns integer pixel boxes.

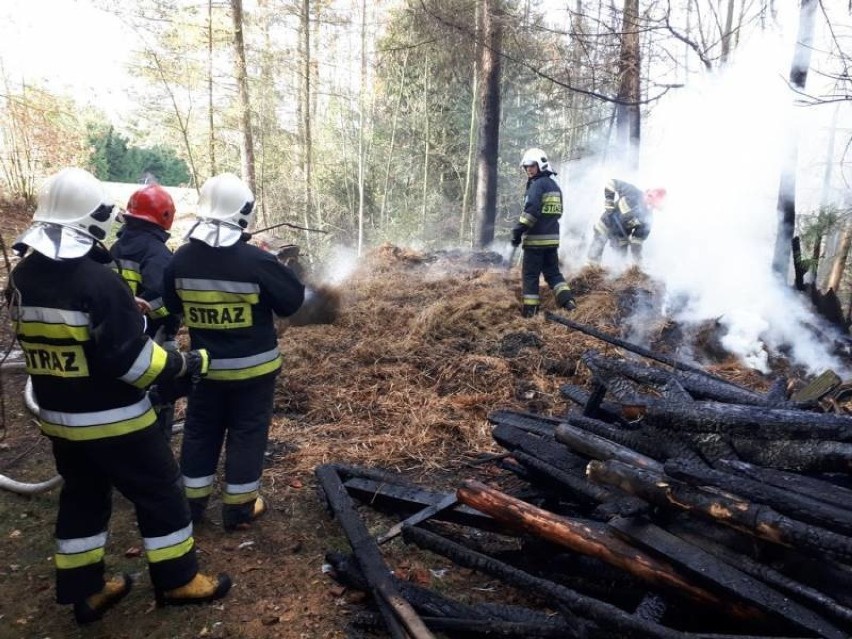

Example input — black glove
[560,291,577,311]
[180,349,210,383]
[511,226,525,247]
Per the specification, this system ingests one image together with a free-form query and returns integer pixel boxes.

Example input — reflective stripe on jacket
[518,172,563,249]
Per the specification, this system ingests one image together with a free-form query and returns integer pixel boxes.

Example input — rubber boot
[223,496,268,532]
[521,305,539,318]
[155,572,232,607]
[73,573,133,625]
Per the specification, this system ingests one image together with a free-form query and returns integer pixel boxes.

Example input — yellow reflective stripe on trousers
[144,524,194,564]
[55,531,108,569]
[12,306,90,341]
[183,474,215,499]
[207,348,281,381]
[39,397,156,441]
[222,479,260,504]
[120,340,168,389]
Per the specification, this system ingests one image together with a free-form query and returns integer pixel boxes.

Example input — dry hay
[268,246,771,479]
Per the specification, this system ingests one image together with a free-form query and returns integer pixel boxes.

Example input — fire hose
[0,377,62,495]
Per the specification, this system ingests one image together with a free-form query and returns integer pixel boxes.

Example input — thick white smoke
[560,21,852,376]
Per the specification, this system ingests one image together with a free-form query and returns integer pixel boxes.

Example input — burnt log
[555,422,663,471]
[403,526,690,638]
[568,415,702,463]
[561,384,634,426]
[634,593,668,623]
[488,409,560,437]
[314,465,436,639]
[510,450,618,506]
[665,458,852,536]
[349,612,578,638]
[588,459,852,561]
[342,477,497,531]
[668,525,852,629]
[715,459,852,510]
[492,423,588,475]
[608,516,847,638]
[456,479,761,620]
[643,399,852,441]
[730,438,852,472]
[579,350,775,407]
[662,378,694,403]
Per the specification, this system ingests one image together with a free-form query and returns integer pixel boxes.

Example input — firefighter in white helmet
[587,179,667,264]
[5,168,231,624]
[512,148,577,317]
[163,173,304,531]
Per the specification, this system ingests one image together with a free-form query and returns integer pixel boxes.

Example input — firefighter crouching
[6,168,231,624]
[163,173,305,532]
[587,178,667,264]
[110,183,182,439]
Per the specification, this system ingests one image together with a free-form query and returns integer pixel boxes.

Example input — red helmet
[644,187,667,209]
[125,184,176,230]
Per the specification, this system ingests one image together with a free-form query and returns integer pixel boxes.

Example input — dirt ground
[0,202,783,639]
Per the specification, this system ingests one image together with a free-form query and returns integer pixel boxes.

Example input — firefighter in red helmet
[587,179,667,264]
[6,168,230,625]
[111,183,183,439]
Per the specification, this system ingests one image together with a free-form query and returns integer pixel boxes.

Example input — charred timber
[560,384,635,426]
[546,313,762,395]
[715,459,852,510]
[510,449,620,507]
[403,526,690,639]
[492,423,589,475]
[668,524,852,629]
[566,414,695,463]
[349,612,577,638]
[580,350,776,407]
[729,438,852,473]
[488,409,561,437]
[457,479,760,620]
[607,516,846,638]
[587,459,852,561]
[314,464,436,639]
[555,422,663,471]
[665,458,852,536]
[642,399,852,441]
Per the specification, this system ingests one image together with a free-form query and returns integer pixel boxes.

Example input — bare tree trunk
[474,0,502,249]
[208,0,216,179]
[357,0,367,255]
[421,54,431,237]
[300,0,315,253]
[379,50,408,231]
[720,0,736,65]
[230,0,257,200]
[826,224,852,293]
[615,0,641,169]
[772,0,817,280]
[459,1,480,246]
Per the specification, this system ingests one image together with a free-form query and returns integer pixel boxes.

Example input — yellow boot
[73,573,133,624]
[155,572,232,607]
[224,496,268,532]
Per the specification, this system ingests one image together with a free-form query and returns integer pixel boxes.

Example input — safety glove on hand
[511,226,525,247]
[180,349,210,384]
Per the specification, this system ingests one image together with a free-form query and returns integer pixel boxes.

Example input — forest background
[0,0,850,337]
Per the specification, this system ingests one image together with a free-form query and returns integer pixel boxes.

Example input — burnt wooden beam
[634,592,668,623]
[560,383,634,426]
[668,524,852,629]
[665,458,852,536]
[403,526,690,638]
[314,464,436,639]
[730,438,852,472]
[643,399,852,441]
[608,516,847,638]
[492,423,588,475]
[456,479,761,620]
[566,415,689,462]
[349,612,578,638]
[555,422,663,471]
[488,409,561,437]
[510,449,619,507]
[342,477,497,531]
[579,350,775,407]
[715,459,852,510]
[588,459,852,561]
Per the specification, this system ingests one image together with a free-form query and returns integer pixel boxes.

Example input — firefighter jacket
[516,171,563,249]
[110,217,180,340]
[7,250,186,440]
[600,178,651,240]
[163,239,305,383]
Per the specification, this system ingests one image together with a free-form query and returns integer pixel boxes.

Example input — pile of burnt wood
[316,316,852,639]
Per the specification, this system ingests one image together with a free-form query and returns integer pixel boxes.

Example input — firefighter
[587,179,667,264]
[6,168,231,625]
[511,147,577,318]
[110,183,182,439]
[163,173,305,531]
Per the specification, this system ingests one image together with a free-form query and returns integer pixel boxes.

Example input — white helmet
[188,173,255,247]
[14,168,115,260]
[520,148,551,173]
